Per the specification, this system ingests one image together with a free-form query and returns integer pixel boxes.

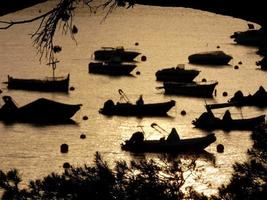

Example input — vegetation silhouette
[0,152,208,199]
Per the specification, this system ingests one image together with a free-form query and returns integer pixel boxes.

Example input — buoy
[217,45,220,49]
[135,42,139,46]
[181,110,186,116]
[69,86,75,91]
[63,162,71,169]
[222,91,228,97]
[141,55,147,62]
[60,144,69,153]
[234,65,239,69]
[202,78,207,82]
[217,144,224,153]
[238,61,242,65]
[136,71,141,75]
[83,116,88,120]
[80,134,86,139]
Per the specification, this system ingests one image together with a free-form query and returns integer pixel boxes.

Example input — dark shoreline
[0,0,47,16]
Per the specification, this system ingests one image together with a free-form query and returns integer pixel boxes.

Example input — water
[0,1,266,196]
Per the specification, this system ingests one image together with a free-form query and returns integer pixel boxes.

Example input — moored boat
[6,74,70,92]
[93,46,141,62]
[155,64,200,82]
[121,128,216,153]
[192,110,265,131]
[162,81,218,97]
[88,61,137,75]
[0,96,82,123]
[188,51,232,65]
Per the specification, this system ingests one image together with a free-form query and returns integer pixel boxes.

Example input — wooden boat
[192,110,265,131]
[6,74,69,92]
[88,61,137,75]
[99,99,175,116]
[155,64,200,82]
[121,130,216,153]
[93,46,141,62]
[161,81,218,97]
[0,96,82,123]
[206,86,267,109]
[188,51,232,65]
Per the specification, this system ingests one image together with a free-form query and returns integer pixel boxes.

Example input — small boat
[231,29,266,46]
[0,96,82,123]
[256,57,267,70]
[155,64,200,82]
[121,127,216,153]
[93,46,141,62]
[192,110,265,131]
[6,74,70,92]
[206,86,267,109]
[99,90,175,116]
[161,81,218,98]
[88,61,137,75]
[188,51,233,65]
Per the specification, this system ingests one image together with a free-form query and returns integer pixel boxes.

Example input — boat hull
[7,74,69,92]
[155,68,200,82]
[193,114,265,131]
[121,134,216,153]
[89,62,137,75]
[188,51,232,65]
[99,100,176,116]
[0,96,81,123]
[163,81,218,97]
[94,48,140,61]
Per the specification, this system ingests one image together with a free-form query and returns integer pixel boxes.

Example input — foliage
[0,0,135,63]
[0,152,208,200]
[211,124,267,200]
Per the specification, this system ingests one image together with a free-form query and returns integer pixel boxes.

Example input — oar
[151,123,168,134]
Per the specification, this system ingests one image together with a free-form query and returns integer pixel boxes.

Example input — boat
[155,64,200,82]
[231,29,267,46]
[161,81,218,97]
[99,90,175,116]
[6,74,70,92]
[192,110,265,131]
[206,86,267,109]
[256,57,267,70]
[88,61,137,75]
[188,51,233,65]
[93,46,141,62]
[121,128,216,153]
[0,96,82,123]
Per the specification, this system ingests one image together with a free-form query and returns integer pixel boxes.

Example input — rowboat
[6,74,69,92]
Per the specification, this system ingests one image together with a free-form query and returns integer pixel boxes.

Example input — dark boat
[192,110,265,131]
[155,64,200,82]
[256,57,267,70]
[0,96,82,123]
[206,86,267,109]
[231,29,267,46]
[188,51,233,65]
[88,61,137,75]
[6,74,70,92]
[121,128,216,153]
[161,81,218,97]
[93,46,141,62]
